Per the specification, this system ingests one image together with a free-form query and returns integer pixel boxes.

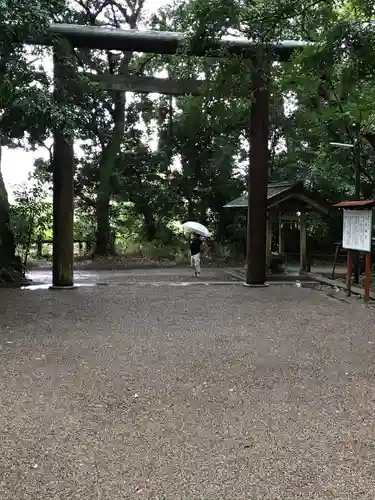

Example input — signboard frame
[334,201,375,304]
[342,209,373,252]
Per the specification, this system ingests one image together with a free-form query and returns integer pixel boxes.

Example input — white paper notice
[342,210,373,252]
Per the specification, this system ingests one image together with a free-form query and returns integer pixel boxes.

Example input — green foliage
[9,183,52,264]
[0,0,69,143]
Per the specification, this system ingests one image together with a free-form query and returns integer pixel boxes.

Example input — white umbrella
[182,221,211,238]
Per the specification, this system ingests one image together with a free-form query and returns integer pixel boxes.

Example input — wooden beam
[85,74,247,97]
[268,194,330,215]
[269,215,300,222]
[16,24,310,61]
[87,74,204,95]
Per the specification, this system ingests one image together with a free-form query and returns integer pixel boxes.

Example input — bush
[124,242,188,262]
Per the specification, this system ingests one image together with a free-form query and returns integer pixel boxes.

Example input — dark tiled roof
[224,182,294,208]
[224,181,330,214]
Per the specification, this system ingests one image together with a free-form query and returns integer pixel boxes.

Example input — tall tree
[68,0,153,255]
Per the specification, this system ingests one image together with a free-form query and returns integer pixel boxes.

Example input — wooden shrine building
[224,181,331,272]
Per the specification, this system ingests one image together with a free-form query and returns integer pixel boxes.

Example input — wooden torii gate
[8,24,309,287]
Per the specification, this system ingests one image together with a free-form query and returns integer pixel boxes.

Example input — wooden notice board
[342,210,372,252]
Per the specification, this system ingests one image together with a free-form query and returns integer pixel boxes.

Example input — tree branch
[135,54,159,76]
[111,0,132,25]
[36,140,53,165]
[73,48,104,75]
[325,76,356,145]
[111,0,145,28]
[322,76,375,190]
[76,191,96,208]
[74,0,112,24]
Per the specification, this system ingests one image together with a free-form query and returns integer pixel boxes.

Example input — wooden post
[353,142,361,284]
[52,39,75,288]
[347,249,353,296]
[331,243,341,279]
[246,55,270,285]
[299,212,307,272]
[266,217,272,272]
[364,251,371,304]
[278,217,284,253]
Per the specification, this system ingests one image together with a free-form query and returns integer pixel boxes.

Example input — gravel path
[0,272,375,499]
[27,267,237,285]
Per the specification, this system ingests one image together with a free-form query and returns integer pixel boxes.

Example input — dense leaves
[9,183,52,264]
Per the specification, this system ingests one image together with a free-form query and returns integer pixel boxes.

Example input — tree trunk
[141,206,157,242]
[36,239,43,259]
[0,146,23,281]
[95,193,111,255]
[95,90,126,256]
[23,214,34,267]
[0,172,15,264]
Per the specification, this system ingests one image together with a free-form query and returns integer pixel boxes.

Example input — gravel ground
[1,271,375,499]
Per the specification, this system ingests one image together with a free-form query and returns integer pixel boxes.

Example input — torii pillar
[246,55,270,285]
[51,39,75,288]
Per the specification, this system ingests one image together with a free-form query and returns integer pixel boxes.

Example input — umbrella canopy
[182,221,211,238]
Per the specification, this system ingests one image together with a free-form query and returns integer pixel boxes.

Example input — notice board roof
[334,200,375,208]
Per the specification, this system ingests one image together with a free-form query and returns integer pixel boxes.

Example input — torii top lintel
[16,23,310,61]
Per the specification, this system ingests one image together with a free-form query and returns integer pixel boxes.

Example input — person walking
[190,233,202,277]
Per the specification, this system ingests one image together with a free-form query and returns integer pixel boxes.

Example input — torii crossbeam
[6,24,309,287]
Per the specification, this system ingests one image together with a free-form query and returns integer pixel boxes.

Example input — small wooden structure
[224,181,331,272]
